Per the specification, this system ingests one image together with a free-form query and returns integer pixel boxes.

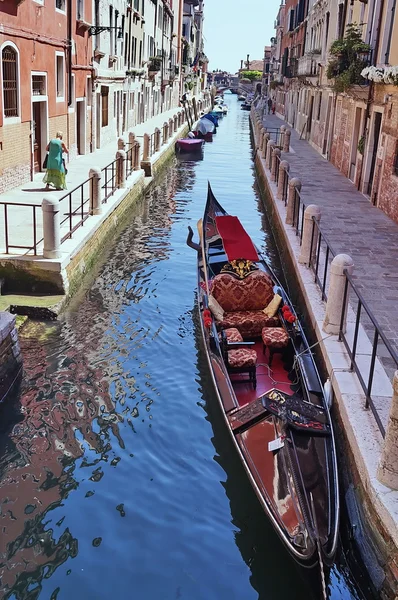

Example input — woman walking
[43,131,68,191]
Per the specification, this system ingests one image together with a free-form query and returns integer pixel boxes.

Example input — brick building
[267,0,398,224]
[0,0,93,192]
[0,0,207,195]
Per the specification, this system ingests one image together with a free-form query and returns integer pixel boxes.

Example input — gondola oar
[197,218,210,297]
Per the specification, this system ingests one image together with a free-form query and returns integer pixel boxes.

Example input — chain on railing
[101,159,118,203]
[0,202,42,255]
[59,177,93,243]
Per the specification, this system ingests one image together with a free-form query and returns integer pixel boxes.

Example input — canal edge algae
[250,109,398,598]
[0,120,192,311]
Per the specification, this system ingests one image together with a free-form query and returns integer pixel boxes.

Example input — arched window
[2,45,18,117]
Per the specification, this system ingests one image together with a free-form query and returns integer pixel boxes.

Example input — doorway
[32,103,41,173]
[323,96,332,155]
[349,107,362,182]
[366,112,382,197]
[96,92,101,149]
[307,95,314,140]
[122,92,127,133]
[76,99,86,155]
[32,101,47,174]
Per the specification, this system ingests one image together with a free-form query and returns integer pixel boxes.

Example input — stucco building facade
[0,0,207,195]
[267,0,398,224]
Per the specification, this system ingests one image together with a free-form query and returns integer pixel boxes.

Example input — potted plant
[148,56,162,71]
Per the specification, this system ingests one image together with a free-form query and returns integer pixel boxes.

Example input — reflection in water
[0,95,367,600]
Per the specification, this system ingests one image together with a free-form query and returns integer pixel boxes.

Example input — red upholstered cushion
[228,348,257,368]
[218,327,243,343]
[219,311,280,337]
[211,270,274,312]
[261,327,290,348]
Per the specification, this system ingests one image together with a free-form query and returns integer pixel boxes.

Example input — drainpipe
[67,0,72,153]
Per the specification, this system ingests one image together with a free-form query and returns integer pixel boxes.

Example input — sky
[202,0,281,73]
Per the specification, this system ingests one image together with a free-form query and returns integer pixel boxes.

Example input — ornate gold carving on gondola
[221,259,259,279]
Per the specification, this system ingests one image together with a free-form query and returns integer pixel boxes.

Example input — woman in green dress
[43,131,69,191]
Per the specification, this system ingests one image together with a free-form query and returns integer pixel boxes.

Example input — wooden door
[33,103,41,173]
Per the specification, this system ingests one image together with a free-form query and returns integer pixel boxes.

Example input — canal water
[0,95,369,599]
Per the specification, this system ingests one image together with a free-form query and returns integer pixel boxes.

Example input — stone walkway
[261,111,398,361]
[0,106,185,255]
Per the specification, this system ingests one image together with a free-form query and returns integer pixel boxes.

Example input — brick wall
[0,122,31,193]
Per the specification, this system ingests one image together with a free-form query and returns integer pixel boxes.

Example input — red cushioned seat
[218,327,243,343]
[219,311,279,337]
[227,347,257,368]
[261,327,290,367]
[211,270,279,337]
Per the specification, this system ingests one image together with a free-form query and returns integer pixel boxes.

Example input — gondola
[187,184,339,573]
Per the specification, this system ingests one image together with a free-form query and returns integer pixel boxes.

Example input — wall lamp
[89,26,123,38]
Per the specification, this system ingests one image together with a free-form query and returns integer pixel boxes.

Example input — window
[393,142,398,177]
[86,77,92,107]
[2,46,18,117]
[317,92,322,120]
[129,92,134,110]
[101,86,109,127]
[77,0,84,20]
[32,74,46,96]
[56,0,66,11]
[56,53,64,99]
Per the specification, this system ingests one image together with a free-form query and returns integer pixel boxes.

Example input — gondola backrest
[211,270,274,313]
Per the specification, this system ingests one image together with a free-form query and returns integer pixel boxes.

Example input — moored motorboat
[176,138,204,152]
[238,95,246,101]
[241,102,251,111]
[187,184,339,574]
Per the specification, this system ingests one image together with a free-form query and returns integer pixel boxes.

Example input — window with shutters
[2,45,19,118]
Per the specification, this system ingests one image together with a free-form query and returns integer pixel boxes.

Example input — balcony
[298,55,319,77]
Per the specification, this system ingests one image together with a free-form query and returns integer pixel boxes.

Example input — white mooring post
[283,129,291,152]
[143,133,150,161]
[266,140,275,170]
[271,147,281,182]
[286,177,302,225]
[42,195,61,259]
[323,254,354,335]
[89,167,102,215]
[298,204,321,266]
[378,372,398,490]
[277,160,290,200]
[116,149,126,188]
[262,133,270,159]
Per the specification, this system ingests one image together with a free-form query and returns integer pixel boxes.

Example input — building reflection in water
[0,163,192,599]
